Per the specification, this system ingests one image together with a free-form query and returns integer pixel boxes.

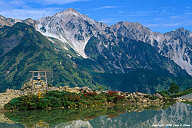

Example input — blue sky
[0,0,192,33]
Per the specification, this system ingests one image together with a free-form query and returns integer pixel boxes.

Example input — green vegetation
[181,101,192,106]
[0,23,104,92]
[171,88,192,98]
[93,70,192,94]
[4,90,128,110]
[168,82,179,94]
[1,23,192,94]
[157,82,192,98]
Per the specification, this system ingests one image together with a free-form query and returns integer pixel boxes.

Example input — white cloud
[169,15,183,20]
[0,8,61,20]
[119,11,126,14]
[0,0,27,10]
[121,10,160,17]
[95,6,119,10]
[37,0,90,5]
[185,12,192,15]
[7,0,26,6]
[146,23,183,28]
[0,0,90,19]
[1,0,90,5]
[153,18,164,21]
[98,18,118,25]
[144,20,192,29]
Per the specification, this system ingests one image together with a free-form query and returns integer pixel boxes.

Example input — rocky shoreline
[1,85,192,110]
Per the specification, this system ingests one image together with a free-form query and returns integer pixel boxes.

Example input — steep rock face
[36,8,192,75]
[85,33,188,77]
[37,8,107,58]
[110,21,153,43]
[0,9,192,76]
[162,28,192,75]
[110,22,192,75]
[1,8,188,76]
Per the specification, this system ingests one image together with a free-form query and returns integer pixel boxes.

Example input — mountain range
[0,8,192,93]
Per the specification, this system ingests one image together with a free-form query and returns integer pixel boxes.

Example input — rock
[101,91,107,94]
[74,87,80,90]
[96,91,101,94]
[154,93,163,98]
[82,86,89,90]
[117,91,122,95]
[64,86,69,90]
[142,100,148,103]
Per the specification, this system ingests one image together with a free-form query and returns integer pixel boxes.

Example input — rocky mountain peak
[110,21,152,43]
[54,8,82,19]
[166,27,191,36]
[64,8,78,13]
[113,21,147,29]
[164,27,192,41]
[36,8,107,58]
[34,9,192,76]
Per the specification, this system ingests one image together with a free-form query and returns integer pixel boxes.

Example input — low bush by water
[4,90,128,110]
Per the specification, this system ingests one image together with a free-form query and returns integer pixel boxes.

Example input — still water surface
[0,102,191,128]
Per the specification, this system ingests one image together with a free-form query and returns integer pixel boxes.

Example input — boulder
[96,91,101,94]
[154,93,163,99]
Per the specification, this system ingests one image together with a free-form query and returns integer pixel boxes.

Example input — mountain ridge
[0,22,103,92]
[0,8,192,93]
[35,8,192,75]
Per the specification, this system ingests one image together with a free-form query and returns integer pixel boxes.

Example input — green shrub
[45,90,62,98]
[61,101,70,107]
[4,95,39,110]
[68,94,80,102]
[150,95,158,100]
[4,98,20,110]
[114,95,125,103]
[19,95,39,110]
[171,88,192,98]
[38,98,50,109]
[107,97,113,102]
[83,92,97,98]
[144,95,151,98]
[94,95,106,103]
[168,82,179,94]
[106,91,117,97]
[46,96,62,107]
[158,91,169,98]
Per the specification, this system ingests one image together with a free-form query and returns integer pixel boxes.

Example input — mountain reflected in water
[89,102,192,128]
[0,102,191,128]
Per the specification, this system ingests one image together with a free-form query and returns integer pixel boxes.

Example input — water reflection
[0,102,191,128]
[89,102,192,128]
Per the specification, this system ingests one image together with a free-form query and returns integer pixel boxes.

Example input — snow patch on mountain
[36,8,107,58]
[35,8,192,75]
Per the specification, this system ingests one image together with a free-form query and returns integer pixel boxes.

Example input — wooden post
[32,72,34,93]
[45,71,48,92]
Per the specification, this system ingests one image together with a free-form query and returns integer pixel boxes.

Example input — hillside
[0,22,103,92]
[0,8,192,94]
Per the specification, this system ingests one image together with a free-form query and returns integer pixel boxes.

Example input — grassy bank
[4,90,129,110]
